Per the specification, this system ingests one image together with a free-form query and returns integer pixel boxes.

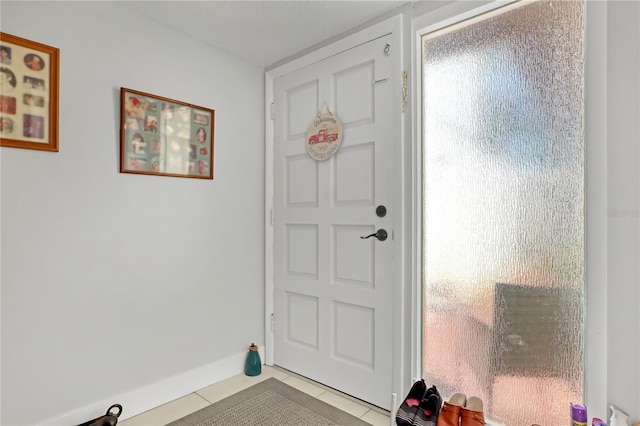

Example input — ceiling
[117,1,419,68]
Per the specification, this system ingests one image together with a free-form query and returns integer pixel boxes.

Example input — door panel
[273,34,393,409]
[287,154,318,207]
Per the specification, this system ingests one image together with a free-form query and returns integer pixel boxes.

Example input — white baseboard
[40,347,263,426]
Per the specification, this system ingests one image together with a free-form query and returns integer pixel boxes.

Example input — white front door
[272,34,394,409]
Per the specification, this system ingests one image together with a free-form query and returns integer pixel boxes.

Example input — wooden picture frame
[0,33,60,152]
[120,88,215,179]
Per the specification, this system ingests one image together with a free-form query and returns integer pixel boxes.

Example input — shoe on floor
[396,379,427,426]
[413,385,442,426]
[460,396,485,426]
[436,392,465,426]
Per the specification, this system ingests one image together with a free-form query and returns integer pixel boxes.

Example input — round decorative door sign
[306,111,343,161]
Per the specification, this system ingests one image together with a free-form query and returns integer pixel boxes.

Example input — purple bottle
[570,403,587,426]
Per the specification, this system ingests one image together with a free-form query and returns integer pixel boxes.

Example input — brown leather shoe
[436,393,465,426]
[460,396,485,426]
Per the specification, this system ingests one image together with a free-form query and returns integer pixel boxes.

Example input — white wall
[0,2,265,425]
[584,0,640,420]
[606,1,640,420]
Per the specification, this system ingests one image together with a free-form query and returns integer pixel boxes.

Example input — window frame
[410,0,607,418]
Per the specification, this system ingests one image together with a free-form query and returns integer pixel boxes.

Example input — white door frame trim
[265,1,611,417]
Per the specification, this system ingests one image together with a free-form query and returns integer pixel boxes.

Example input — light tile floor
[120,365,392,426]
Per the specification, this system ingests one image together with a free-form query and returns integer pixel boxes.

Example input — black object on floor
[77,404,122,426]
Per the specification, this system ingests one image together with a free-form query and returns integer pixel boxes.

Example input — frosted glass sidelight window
[421,1,584,425]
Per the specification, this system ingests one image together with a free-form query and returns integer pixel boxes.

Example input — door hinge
[271,313,275,331]
[402,70,408,112]
[270,102,275,120]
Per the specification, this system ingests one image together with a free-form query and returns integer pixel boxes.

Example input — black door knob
[360,229,388,241]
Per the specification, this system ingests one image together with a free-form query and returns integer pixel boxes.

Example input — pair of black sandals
[396,379,442,426]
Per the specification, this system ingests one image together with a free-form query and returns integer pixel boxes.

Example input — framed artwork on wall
[0,32,60,152]
[120,87,215,179]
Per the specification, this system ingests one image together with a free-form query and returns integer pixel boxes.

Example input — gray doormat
[167,377,371,426]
